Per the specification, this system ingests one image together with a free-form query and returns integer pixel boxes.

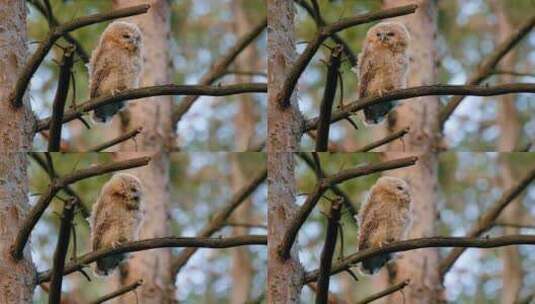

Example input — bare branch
[48,46,74,152]
[171,168,267,276]
[9,4,151,107]
[36,83,266,132]
[89,126,143,152]
[355,279,410,304]
[28,153,90,217]
[48,199,77,304]
[304,235,535,283]
[172,17,267,125]
[316,45,343,152]
[354,127,410,152]
[11,156,151,260]
[439,165,535,277]
[294,0,357,66]
[278,156,418,260]
[297,152,358,220]
[439,15,535,128]
[27,0,90,63]
[304,83,535,132]
[277,4,418,108]
[89,279,143,304]
[38,235,267,283]
[316,199,342,304]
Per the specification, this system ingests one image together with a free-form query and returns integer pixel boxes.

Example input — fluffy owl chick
[88,21,143,123]
[90,173,144,276]
[357,176,412,275]
[357,21,410,124]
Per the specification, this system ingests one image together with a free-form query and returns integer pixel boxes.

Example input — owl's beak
[379,33,388,42]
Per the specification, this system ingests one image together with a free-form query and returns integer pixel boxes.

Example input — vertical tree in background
[229,1,259,302]
[0,1,35,303]
[110,0,175,303]
[377,0,443,303]
[491,1,524,302]
[267,0,304,303]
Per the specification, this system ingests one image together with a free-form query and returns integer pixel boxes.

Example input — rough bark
[376,1,443,303]
[0,1,36,303]
[0,0,34,152]
[267,0,304,302]
[491,1,524,302]
[111,0,175,303]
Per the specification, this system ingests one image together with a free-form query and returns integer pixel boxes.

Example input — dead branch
[354,127,410,152]
[355,279,410,304]
[89,279,143,304]
[89,126,143,152]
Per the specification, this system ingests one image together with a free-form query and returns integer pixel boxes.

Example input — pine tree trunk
[491,1,524,302]
[376,1,444,303]
[111,0,175,303]
[0,1,36,303]
[267,0,304,302]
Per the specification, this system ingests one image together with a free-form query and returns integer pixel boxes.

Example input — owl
[357,176,412,275]
[88,21,143,123]
[356,21,410,124]
[90,173,144,276]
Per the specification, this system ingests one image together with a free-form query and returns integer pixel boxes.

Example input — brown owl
[357,21,410,124]
[357,176,412,275]
[88,21,143,123]
[90,173,144,276]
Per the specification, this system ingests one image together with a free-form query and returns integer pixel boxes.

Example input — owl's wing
[92,215,111,251]
[358,54,374,99]
[89,47,111,98]
[358,195,381,250]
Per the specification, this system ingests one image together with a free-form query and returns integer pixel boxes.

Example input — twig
[225,222,267,229]
[172,17,267,125]
[89,126,143,152]
[304,83,535,132]
[278,156,418,260]
[11,156,151,260]
[297,152,358,220]
[316,45,343,152]
[355,279,410,304]
[439,166,535,277]
[9,4,151,107]
[278,4,418,108]
[304,235,535,283]
[36,83,267,131]
[27,0,90,63]
[28,153,90,217]
[48,45,74,152]
[171,168,267,276]
[438,15,535,128]
[89,279,143,304]
[294,0,357,66]
[355,127,410,152]
[48,198,77,304]
[316,199,342,304]
[38,235,267,283]
[492,70,535,78]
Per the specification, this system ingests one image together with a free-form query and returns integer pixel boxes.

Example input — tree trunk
[0,1,36,303]
[267,0,304,303]
[228,1,258,302]
[0,0,34,152]
[111,0,175,303]
[376,1,443,303]
[491,1,524,302]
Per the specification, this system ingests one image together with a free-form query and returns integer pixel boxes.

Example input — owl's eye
[387,32,395,37]
[376,33,381,37]
[396,186,404,190]
[123,34,131,39]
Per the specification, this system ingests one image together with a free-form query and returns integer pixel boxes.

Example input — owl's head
[373,176,411,204]
[365,21,410,52]
[106,173,143,208]
[102,21,143,52]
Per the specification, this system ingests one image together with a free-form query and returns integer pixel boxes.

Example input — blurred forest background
[28,0,266,151]
[294,0,535,151]
[294,152,535,303]
[29,152,267,303]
